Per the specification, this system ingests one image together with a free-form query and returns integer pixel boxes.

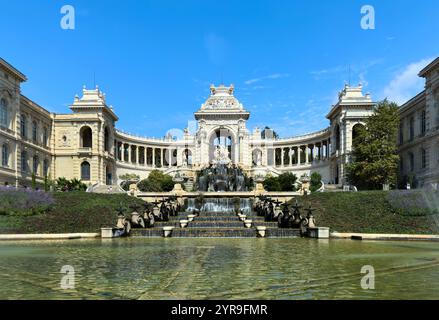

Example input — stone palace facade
[1,57,438,189]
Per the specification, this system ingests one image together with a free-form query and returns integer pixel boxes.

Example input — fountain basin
[244,220,253,228]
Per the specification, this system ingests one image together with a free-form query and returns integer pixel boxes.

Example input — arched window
[20,115,27,138]
[183,149,192,166]
[32,121,38,143]
[43,159,49,177]
[1,144,9,167]
[80,126,93,148]
[81,161,91,181]
[33,155,39,175]
[21,150,28,173]
[0,99,7,127]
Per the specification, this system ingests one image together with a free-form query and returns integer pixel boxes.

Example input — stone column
[281,148,284,167]
[298,146,302,165]
[290,147,293,166]
[305,146,309,163]
[153,148,156,167]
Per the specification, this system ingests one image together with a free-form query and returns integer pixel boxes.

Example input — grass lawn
[0,192,145,234]
[298,190,439,234]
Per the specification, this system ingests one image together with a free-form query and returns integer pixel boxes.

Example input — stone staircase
[130,211,301,238]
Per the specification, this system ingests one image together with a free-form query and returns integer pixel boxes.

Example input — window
[409,117,415,141]
[32,121,38,143]
[409,152,415,172]
[399,122,404,145]
[81,161,91,181]
[33,156,39,175]
[21,151,28,173]
[43,159,49,177]
[1,144,8,167]
[20,115,27,138]
[80,126,93,148]
[420,110,426,136]
[0,99,7,127]
[104,127,110,152]
[43,127,48,146]
[421,149,427,169]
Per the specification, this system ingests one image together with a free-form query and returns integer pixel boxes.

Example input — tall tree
[346,99,400,190]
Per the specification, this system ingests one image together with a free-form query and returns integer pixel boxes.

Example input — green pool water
[0,238,439,300]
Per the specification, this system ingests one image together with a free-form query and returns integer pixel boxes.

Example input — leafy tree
[263,175,281,191]
[55,177,87,192]
[346,99,400,190]
[277,172,297,191]
[310,172,322,192]
[138,170,174,192]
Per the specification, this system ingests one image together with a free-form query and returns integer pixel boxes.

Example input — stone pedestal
[172,183,186,197]
[256,226,267,238]
[163,227,175,238]
[307,227,330,239]
[244,220,253,228]
[101,228,114,239]
[180,220,189,228]
[254,183,266,196]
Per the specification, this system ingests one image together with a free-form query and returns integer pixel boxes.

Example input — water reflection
[0,238,438,299]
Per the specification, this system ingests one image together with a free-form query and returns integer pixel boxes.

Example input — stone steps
[130,227,301,238]
[129,210,300,238]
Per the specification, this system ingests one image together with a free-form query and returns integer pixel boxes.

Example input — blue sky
[1,0,438,138]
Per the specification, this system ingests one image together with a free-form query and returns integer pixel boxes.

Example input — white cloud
[382,58,434,105]
[244,73,289,85]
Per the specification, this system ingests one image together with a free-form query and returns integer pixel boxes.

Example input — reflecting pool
[0,238,439,300]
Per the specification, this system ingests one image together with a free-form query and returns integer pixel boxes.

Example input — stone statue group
[254,196,317,234]
[115,197,182,236]
[197,163,247,192]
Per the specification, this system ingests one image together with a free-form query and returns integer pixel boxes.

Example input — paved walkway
[331,232,439,241]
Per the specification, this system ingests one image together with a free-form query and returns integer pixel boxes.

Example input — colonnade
[254,139,331,167]
[113,140,192,168]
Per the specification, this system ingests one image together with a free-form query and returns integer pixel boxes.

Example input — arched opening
[209,128,234,164]
[252,149,262,167]
[183,149,192,166]
[80,126,93,148]
[104,127,110,152]
[352,123,365,148]
[0,98,7,127]
[81,161,91,181]
[105,164,113,185]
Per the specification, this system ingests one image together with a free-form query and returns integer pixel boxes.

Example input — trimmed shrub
[0,187,54,216]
